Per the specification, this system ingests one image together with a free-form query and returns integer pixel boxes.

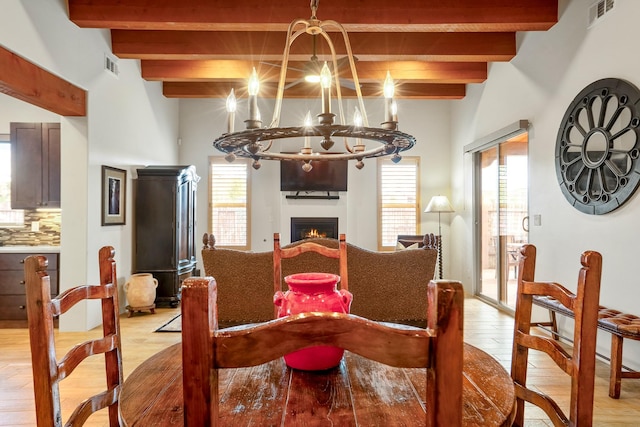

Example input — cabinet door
[188,177,197,264]
[176,176,197,268]
[10,122,60,208]
[43,124,61,207]
[135,178,177,270]
[11,122,42,209]
[176,178,190,268]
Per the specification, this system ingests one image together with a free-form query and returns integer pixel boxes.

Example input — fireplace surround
[290,217,338,242]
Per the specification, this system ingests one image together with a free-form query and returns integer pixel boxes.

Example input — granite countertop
[0,245,61,253]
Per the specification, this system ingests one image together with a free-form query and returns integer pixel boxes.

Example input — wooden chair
[273,232,348,315]
[181,276,464,426]
[511,244,602,427]
[24,246,123,427]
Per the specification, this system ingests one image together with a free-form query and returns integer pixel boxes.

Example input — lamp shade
[424,195,454,213]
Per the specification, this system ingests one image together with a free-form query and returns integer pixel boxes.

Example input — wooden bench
[532,295,640,399]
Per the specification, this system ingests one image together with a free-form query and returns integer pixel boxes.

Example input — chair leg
[549,310,559,340]
[609,334,623,399]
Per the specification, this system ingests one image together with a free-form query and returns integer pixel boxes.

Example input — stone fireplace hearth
[290,217,338,242]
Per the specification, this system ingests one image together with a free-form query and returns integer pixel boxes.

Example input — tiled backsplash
[0,210,61,246]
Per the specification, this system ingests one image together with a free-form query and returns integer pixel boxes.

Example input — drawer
[0,253,59,270]
[0,295,29,320]
[0,271,59,295]
[0,292,59,321]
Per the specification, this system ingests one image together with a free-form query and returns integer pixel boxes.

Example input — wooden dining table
[119,341,516,426]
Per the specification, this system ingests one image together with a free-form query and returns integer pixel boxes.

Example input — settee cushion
[201,248,274,323]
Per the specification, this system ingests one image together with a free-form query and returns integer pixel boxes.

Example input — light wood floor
[1,297,639,426]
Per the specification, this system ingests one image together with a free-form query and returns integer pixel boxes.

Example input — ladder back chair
[273,232,348,315]
[181,276,464,426]
[511,244,602,427]
[24,246,123,427]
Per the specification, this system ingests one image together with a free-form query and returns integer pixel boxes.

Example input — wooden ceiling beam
[69,0,557,32]
[162,81,465,100]
[66,0,558,100]
[112,30,515,62]
[142,60,487,84]
[0,46,86,116]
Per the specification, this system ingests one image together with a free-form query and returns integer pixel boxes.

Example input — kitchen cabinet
[134,166,198,307]
[10,122,61,209]
[0,251,59,326]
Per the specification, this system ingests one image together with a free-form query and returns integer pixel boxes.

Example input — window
[209,157,251,249]
[377,157,420,250]
[0,138,25,226]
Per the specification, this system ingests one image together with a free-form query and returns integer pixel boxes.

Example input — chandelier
[213,0,417,171]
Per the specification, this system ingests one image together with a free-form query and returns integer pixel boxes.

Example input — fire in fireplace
[290,217,338,242]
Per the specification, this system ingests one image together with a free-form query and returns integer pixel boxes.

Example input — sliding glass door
[476,132,528,309]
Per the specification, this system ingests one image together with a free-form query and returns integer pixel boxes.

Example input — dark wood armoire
[134,165,198,307]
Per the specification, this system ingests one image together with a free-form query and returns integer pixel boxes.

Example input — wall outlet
[31,221,39,232]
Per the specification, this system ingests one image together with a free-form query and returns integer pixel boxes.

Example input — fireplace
[291,217,338,242]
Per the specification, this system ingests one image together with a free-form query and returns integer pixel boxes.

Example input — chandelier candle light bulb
[302,110,312,153]
[247,67,261,128]
[353,107,364,152]
[320,62,332,115]
[383,71,396,126]
[391,100,398,123]
[226,89,236,134]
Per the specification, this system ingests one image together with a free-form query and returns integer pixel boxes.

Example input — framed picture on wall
[101,165,126,226]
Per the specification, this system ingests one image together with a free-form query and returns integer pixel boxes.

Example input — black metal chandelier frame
[212,0,417,170]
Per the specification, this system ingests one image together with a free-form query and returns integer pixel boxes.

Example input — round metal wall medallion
[555,78,640,214]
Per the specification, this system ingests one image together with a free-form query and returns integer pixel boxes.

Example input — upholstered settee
[200,234,438,326]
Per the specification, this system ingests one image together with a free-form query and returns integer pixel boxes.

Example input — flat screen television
[280,155,348,192]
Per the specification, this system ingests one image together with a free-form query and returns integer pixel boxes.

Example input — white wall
[1,0,179,330]
[0,95,61,131]
[451,0,640,370]
[179,96,452,268]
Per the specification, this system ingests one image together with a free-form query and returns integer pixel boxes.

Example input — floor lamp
[424,195,454,279]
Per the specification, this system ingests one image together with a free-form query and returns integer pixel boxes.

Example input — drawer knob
[19,305,25,310]
[20,280,25,285]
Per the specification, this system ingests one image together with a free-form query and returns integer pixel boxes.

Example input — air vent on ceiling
[104,53,119,77]
[588,0,615,27]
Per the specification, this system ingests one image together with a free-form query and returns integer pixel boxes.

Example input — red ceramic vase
[273,272,353,370]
